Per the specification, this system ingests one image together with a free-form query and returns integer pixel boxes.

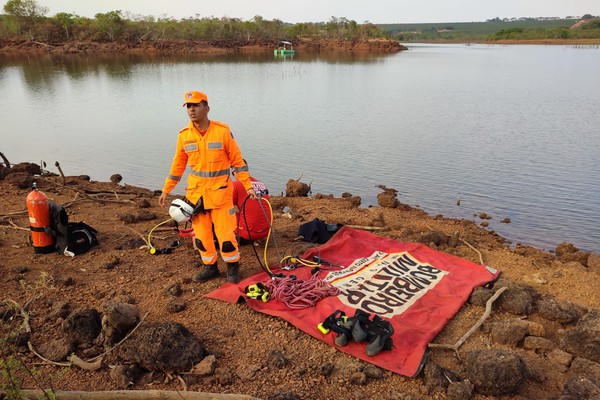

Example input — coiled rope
[264,274,340,309]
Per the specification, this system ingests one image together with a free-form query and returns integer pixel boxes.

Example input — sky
[16,0,600,24]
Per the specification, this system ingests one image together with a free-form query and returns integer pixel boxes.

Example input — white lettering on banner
[324,251,448,318]
[251,181,268,197]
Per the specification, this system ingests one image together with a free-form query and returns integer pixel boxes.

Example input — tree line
[0,0,390,43]
[380,16,600,42]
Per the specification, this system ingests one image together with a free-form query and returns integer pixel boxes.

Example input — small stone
[110,174,123,183]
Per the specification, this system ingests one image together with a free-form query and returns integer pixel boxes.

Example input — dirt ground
[1,167,600,400]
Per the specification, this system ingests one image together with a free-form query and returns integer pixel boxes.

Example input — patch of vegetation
[1,271,65,400]
[378,17,600,42]
[0,0,390,43]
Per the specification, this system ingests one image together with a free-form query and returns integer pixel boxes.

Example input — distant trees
[3,0,48,37]
[54,12,75,39]
[3,0,47,19]
[93,11,125,41]
[0,0,390,43]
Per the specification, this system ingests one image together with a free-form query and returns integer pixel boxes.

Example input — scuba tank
[26,182,55,254]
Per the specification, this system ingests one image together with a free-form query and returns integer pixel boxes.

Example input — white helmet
[169,199,194,222]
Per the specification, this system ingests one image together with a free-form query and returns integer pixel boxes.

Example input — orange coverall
[162,120,252,265]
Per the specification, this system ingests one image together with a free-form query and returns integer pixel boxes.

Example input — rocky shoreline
[1,162,600,399]
[0,37,407,55]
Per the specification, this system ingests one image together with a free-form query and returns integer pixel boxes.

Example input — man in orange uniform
[159,90,256,284]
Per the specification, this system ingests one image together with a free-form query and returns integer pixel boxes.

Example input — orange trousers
[192,205,239,265]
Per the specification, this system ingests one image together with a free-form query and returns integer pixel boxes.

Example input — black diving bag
[49,202,99,256]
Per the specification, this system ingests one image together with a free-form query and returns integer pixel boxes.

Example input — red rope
[265,274,340,309]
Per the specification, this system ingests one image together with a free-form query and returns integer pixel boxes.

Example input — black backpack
[49,202,99,256]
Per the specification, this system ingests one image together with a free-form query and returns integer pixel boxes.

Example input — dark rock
[349,195,361,207]
[109,364,135,389]
[166,299,186,313]
[57,275,74,286]
[362,363,385,379]
[498,288,534,315]
[11,162,41,175]
[417,231,449,246]
[62,309,102,345]
[118,213,137,223]
[37,338,76,362]
[465,349,527,396]
[447,380,474,400]
[560,310,600,363]
[103,301,139,331]
[523,336,555,353]
[376,185,399,208]
[285,179,310,197]
[485,319,529,346]
[561,376,600,398]
[267,349,290,368]
[424,362,459,390]
[4,172,33,189]
[570,358,600,377]
[110,174,123,183]
[115,321,205,372]
[537,297,583,324]
[164,283,182,297]
[136,210,157,222]
[469,286,493,306]
[136,199,151,208]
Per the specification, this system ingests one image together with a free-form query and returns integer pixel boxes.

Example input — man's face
[186,103,208,123]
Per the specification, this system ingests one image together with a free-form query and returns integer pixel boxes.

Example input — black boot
[192,262,219,282]
[226,262,241,284]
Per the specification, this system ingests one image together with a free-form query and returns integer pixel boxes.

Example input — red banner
[206,226,500,376]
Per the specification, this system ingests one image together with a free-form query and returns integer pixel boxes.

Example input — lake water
[1,44,599,253]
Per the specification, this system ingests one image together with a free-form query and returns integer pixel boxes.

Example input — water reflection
[0,49,392,81]
[2,45,599,253]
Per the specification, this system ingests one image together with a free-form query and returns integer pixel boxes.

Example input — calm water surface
[1,44,599,253]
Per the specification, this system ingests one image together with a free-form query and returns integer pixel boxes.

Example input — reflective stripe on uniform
[202,254,216,263]
[232,165,249,174]
[222,253,239,262]
[190,168,230,178]
[184,143,198,152]
[207,142,223,149]
[168,174,181,181]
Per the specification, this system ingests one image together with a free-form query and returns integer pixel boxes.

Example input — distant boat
[274,40,295,56]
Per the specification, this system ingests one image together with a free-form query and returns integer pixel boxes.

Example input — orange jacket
[162,120,252,209]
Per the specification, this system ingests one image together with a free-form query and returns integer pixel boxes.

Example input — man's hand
[247,188,257,200]
[159,192,168,207]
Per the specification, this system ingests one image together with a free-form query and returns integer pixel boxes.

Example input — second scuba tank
[26,183,55,254]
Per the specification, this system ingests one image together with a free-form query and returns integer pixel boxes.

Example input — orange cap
[182,90,208,106]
